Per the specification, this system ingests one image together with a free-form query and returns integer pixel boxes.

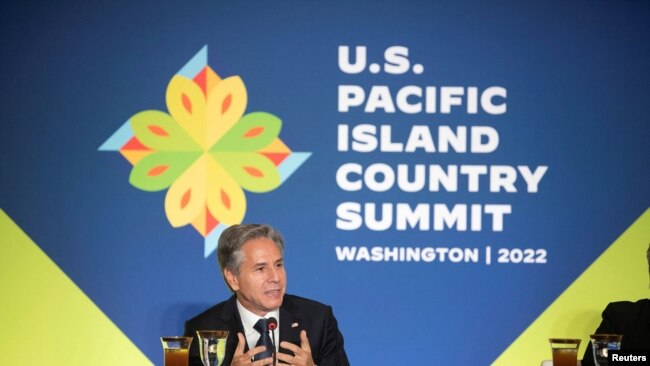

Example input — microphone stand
[271,328,277,365]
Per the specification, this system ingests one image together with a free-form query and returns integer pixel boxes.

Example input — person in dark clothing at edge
[582,244,650,365]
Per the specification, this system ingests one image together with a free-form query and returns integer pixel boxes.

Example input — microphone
[268,317,278,365]
[267,317,278,331]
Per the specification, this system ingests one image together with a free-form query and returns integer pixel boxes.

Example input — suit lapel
[221,296,246,365]
[279,296,303,357]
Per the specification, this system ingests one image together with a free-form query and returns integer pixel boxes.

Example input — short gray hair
[217,224,285,291]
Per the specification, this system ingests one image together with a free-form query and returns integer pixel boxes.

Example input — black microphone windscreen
[267,317,278,330]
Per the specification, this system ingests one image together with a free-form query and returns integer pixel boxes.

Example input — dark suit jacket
[184,294,349,366]
[582,299,650,365]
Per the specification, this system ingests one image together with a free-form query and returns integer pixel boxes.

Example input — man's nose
[268,266,280,282]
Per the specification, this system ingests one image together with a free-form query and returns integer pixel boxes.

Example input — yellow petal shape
[206,157,246,225]
[166,75,207,149]
[206,76,247,148]
[164,155,208,227]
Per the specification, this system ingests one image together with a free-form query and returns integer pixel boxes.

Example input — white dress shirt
[236,300,280,354]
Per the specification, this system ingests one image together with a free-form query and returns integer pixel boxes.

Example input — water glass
[161,336,193,366]
[197,330,229,366]
[549,338,581,366]
[590,334,623,366]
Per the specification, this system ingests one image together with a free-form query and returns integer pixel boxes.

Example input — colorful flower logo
[100,46,310,257]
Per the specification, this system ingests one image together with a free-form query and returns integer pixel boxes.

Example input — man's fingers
[234,332,246,355]
[279,333,314,366]
[276,352,293,363]
[280,340,301,353]
[231,334,274,366]
[278,341,315,366]
[300,330,313,352]
[246,345,269,359]
[251,356,274,365]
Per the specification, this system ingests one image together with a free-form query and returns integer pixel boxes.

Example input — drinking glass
[590,334,623,366]
[196,330,229,366]
[549,338,581,366]
[161,336,193,366]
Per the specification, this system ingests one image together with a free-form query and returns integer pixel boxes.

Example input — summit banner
[1,1,649,365]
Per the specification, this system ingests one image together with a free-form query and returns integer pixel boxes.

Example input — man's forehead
[241,238,282,260]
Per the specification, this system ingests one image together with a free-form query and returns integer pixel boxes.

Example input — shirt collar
[236,299,280,336]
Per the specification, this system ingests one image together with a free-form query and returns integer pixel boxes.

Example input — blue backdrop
[1,1,649,364]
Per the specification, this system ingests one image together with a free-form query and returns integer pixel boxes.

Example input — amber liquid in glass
[552,348,577,366]
[164,348,189,366]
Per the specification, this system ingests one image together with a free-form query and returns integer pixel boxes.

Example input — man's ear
[224,268,239,292]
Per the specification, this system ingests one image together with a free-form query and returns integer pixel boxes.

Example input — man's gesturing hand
[231,332,273,366]
[277,330,315,366]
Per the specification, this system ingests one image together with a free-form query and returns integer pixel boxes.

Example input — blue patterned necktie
[253,318,274,361]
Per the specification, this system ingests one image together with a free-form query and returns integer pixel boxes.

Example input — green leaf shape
[129,151,201,192]
[130,110,201,151]
[210,152,281,192]
[210,112,281,152]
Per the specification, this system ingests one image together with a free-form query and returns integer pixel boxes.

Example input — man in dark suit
[581,244,650,365]
[184,224,349,366]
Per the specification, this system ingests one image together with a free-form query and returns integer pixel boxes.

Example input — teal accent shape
[98,120,133,151]
[204,223,227,258]
[279,152,311,182]
[178,45,207,79]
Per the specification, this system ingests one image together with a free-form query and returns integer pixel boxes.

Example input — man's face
[225,237,286,316]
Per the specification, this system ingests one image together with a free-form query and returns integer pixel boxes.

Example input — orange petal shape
[220,189,231,210]
[148,165,169,177]
[243,166,263,178]
[148,125,170,137]
[181,189,192,209]
[182,93,192,114]
[244,127,264,138]
[222,94,232,114]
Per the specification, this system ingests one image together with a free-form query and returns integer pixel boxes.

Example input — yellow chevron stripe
[0,209,153,365]
[493,207,650,365]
